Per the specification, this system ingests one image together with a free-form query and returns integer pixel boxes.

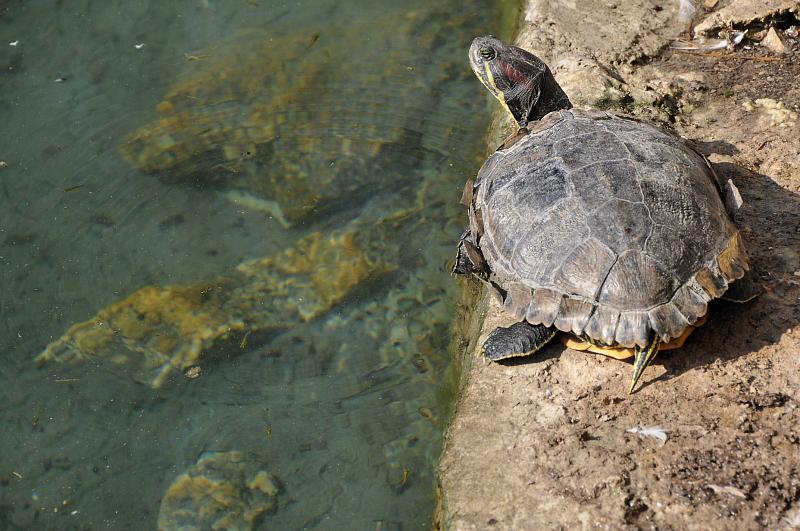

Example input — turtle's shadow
[690,139,740,157]
[496,342,562,367]
[642,160,800,388]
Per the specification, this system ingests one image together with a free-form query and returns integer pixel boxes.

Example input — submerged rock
[157,451,278,531]
[37,6,489,391]
[119,10,478,223]
[36,218,398,388]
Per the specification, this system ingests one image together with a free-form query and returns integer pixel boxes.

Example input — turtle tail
[629,336,661,394]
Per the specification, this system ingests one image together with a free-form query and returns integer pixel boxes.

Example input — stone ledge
[436,1,800,528]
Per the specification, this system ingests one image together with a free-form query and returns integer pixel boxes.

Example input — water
[0,1,505,528]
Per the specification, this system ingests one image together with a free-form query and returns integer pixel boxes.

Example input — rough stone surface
[438,0,800,528]
[694,0,800,36]
[515,0,685,108]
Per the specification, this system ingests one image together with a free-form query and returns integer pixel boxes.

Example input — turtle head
[469,36,571,127]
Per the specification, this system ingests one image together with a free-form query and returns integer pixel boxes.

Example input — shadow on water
[0,1,511,528]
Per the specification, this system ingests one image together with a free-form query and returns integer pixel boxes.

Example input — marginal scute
[648,302,690,342]
[615,311,650,348]
[526,289,563,327]
[497,128,531,151]
[486,279,506,305]
[575,108,612,120]
[584,305,619,345]
[695,267,728,298]
[469,203,483,239]
[716,232,748,281]
[553,298,595,336]
[539,113,581,144]
[527,109,566,135]
[460,178,474,206]
[669,284,708,325]
[503,283,533,320]
[684,278,713,303]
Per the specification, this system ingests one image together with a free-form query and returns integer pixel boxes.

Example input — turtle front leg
[483,321,556,361]
[452,233,474,275]
[628,335,661,394]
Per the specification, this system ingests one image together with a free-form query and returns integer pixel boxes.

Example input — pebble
[761,27,788,54]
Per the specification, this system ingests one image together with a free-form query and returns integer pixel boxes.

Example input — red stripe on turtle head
[497,59,534,91]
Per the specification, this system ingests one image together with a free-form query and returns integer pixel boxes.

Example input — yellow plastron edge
[560,315,708,360]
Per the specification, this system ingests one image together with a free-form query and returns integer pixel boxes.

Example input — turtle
[453,36,760,393]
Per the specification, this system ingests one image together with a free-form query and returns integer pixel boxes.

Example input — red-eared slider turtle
[454,36,759,393]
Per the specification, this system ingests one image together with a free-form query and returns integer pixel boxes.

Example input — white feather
[732,30,747,45]
[678,0,696,21]
[626,425,668,443]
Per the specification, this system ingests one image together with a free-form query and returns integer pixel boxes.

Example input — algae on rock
[119,10,482,223]
[36,221,397,388]
[157,451,278,531]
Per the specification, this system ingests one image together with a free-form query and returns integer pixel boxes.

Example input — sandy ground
[438,0,800,528]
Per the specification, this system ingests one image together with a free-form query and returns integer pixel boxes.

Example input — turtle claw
[628,336,661,394]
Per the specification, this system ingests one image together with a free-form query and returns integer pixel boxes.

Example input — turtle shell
[471,109,748,348]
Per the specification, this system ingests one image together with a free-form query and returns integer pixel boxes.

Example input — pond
[0,0,510,528]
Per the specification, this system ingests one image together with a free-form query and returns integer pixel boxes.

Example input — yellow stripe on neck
[483,61,513,119]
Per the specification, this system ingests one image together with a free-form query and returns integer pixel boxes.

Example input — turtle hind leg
[628,336,661,394]
[483,322,556,361]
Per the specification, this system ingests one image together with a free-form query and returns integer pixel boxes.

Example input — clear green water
[0,1,504,529]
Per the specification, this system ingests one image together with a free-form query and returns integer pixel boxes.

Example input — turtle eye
[479,47,496,60]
